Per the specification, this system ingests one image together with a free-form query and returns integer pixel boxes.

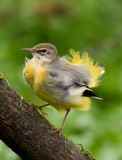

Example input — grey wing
[58,56,91,85]
[72,65,91,85]
[46,61,91,89]
[46,68,74,91]
[43,61,91,103]
[43,67,74,103]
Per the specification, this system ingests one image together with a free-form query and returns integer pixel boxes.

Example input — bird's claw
[52,125,62,136]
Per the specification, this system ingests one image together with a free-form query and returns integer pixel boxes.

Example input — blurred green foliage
[0,0,122,160]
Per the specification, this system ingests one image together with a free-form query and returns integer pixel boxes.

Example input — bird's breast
[23,60,47,91]
[33,66,47,94]
[23,60,35,85]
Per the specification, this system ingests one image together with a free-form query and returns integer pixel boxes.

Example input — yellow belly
[23,60,91,112]
[65,97,91,111]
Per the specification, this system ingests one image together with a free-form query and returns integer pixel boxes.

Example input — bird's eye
[41,49,47,53]
[37,48,48,55]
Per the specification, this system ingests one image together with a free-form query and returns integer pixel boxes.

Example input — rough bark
[0,74,94,160]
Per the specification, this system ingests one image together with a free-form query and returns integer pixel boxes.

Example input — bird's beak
[21,48,34,53]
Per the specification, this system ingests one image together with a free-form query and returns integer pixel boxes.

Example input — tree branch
[0,73,94,160]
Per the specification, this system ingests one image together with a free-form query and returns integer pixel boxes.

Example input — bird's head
[22,43,58,63]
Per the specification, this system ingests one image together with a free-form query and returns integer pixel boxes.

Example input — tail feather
[67,49,105,88]
[82,89,102,100]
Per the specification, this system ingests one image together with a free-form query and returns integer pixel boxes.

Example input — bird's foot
[52,125,62,136]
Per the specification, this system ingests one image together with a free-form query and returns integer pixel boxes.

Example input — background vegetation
[0,0,122,160]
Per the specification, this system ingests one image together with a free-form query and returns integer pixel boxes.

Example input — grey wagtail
[22,43,104,132]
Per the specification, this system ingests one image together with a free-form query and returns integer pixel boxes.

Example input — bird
[22,43,104,132]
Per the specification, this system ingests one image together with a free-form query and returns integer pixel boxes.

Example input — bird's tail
[82,88,102,100]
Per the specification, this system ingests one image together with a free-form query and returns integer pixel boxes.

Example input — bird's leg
[34,103,49,117]
[60,109,70,131]
[27,100,49,109]
[27,100,49,116]
[36,103,49,109]
[53,109,71,134]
